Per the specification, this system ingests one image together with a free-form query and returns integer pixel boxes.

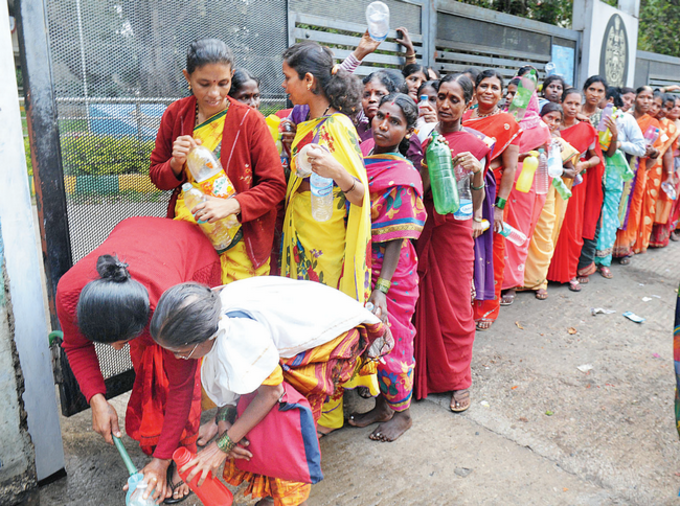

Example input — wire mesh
[45,0,288,386]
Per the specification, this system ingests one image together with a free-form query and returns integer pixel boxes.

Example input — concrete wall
[0,229,37,505]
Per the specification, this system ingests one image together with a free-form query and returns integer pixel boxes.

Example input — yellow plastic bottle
[515,151,539,193]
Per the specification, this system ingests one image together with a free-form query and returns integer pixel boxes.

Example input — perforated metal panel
[43,0,288,413]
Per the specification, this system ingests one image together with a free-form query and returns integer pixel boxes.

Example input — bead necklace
[472,106,499,119]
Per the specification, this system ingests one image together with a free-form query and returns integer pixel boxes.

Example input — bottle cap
[420,95,428,101]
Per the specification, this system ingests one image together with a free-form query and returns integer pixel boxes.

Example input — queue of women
[55,29,680,506]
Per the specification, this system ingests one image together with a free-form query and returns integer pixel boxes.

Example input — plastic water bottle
[661,181,678,200]
[597,104,615,149]
[535,149,549,195]
[366,1,389,42]
[547,140,564,178]
[479,219,491,232]
[310,172,334,222]
[573,171,584,186]
[182,183,234,252]
[499,222,528,246]
[426,134,460,214]
[186,145,239,228]
[173,448,234,506]
[508,69,538,121]
[126,474,156,506]
[552,176,572,200]
[643,126,660,148]
[453,168,473,221]
[544,62,556,76]
[515,151,539,193]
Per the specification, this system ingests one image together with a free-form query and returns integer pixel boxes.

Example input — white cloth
[201,276,380,407]
[616,112,646,158]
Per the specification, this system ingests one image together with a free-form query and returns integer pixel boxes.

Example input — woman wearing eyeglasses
[58,216,222,504]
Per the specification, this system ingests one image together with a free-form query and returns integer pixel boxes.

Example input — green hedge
[61,135,156,176]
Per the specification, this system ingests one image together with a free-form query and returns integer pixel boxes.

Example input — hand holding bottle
[451,151,482,174]
[191,194,241,224]
[305,144,341,179]
[171,136,202,175]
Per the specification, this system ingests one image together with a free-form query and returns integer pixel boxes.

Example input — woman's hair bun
[96,255,131,283]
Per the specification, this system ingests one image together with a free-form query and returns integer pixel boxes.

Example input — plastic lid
[182,182,192,191]
[538,148,545,153]
[420,95,428,101]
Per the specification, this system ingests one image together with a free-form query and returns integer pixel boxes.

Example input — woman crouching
[150,277,391,506]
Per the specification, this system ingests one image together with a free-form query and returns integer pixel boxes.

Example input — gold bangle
[376,277,391,294]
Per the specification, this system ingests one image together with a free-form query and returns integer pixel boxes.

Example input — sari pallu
[462,112,522,323]
[634,117,677,252]
[502,95,552,290]
[547,121,598,283]
[614,114,661,258]
[362,147,426,411]
[414,131,490,399]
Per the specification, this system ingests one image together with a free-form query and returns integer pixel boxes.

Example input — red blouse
[149,96,287,268]
[58,217,222,458]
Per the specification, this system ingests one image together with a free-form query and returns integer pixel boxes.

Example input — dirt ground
[22,243,680,506]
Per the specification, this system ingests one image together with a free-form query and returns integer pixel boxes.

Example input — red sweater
[58,217,222,458]
[149,96,286,268]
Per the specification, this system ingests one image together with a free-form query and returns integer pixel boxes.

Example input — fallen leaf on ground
[515,321,524,330]
[563,488,569,492]
[511,385,518,390]
[545,410,554,416]
[567,327,578,334]
[518,417,528,422]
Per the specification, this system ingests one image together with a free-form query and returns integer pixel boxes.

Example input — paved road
[26,243,680,505]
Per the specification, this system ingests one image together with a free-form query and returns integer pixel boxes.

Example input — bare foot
[197,419,218,446]
[369,409,412,442]
[348,395,394,428]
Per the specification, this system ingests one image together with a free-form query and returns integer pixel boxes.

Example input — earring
[307,85,311,91]
[188,84,192,91]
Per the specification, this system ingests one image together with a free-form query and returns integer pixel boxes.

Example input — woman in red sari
[547,88,600,291]
[348,93,426,441]
[58,217,222,503]
[463,70,521,330]
[613,86,662,263]
[415,73,490,412]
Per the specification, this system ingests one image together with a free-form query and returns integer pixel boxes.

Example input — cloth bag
[234,381,323,484]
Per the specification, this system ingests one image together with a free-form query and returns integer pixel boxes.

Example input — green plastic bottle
[551,176,572,200]
[426,133,460,214]
[508,69,538,121]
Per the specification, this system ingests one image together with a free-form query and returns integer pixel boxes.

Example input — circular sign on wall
[599,14,629,87]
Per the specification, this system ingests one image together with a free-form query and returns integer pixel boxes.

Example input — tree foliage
[637,0,680,57]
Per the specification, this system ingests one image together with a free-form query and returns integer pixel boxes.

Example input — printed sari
[414,130,490,399]
[281,113,371,429]
[674,282,680,438]
[361,144,426,411]
[547,121,598,283]
[463,111,522,324]
[649,119,680,248]
[174,109,270,283]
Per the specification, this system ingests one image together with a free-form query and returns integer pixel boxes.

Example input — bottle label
[198,173,235,199]
[311,179,333,198]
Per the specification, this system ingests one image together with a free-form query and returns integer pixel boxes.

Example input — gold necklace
[473,106,499,119]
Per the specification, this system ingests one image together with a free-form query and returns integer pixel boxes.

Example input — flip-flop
[164,461,192,504]
[535,288,548,300]
[476,320,492,331]
[450,389,470,413]
[597,266,613,279]
[568,278,581,292]
[619,255,632,265]
[500,292,515,306]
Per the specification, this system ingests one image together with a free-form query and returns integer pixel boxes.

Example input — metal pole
[3,0,65,483]
[75,0,90,133]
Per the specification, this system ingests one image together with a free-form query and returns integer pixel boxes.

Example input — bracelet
[216,431,237,453]
[495,197,507,210]
[376,277,391,294]
[342,178,357,194]
[216,406,237,424]
[473,217,483,223]
[405,52,417,63]
[471,182,485,191]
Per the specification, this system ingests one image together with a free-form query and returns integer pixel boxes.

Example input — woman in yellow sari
[279,41,372,435]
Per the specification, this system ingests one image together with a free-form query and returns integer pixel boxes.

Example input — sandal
[671,231,680,242]
[535,288,548,300]
[576,263,596,284]
[450,389,471,413]
[568,278,581,292]
[500,289,516,306]
[619,255,632,266]
[597,265,613,279]
[164,461,192,504]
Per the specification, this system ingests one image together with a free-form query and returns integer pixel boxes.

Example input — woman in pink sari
[500,67,551,304]
[348,93,426,441]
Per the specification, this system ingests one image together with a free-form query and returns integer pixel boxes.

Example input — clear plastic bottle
[515,151,539,193]
[126,475,156,506]
[310,172,334,222]
[499,222,528,246]
[507,69,537,121]
[597,103,615,149]
[453,168,473,221]
[573,171,584,186]
[547,140,564,178]
[535,148,549,195]
[366,1,390,42]
[426,133,460,214]
[182,183,233,253]
[186,145,239,228]
[544,61,556,76]
[661,181,678,201]
[643,126,660,147]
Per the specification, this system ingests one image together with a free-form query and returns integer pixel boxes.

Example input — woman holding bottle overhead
[414,74,489,413]
[279,41,371,434]
[149,39,286,284]
[462,70,521,330]
[546,88,600,292]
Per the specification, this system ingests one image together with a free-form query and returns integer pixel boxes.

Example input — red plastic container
[172,447,234,506]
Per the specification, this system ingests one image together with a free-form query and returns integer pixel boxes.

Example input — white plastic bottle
[499,222,528,246]
[366,1,390,42]
[182,183,233,252]
[310,172,334,222]
[547,140,564,178]
[127,479,156,506]
[535,148,549,195]
[453,167,473,221]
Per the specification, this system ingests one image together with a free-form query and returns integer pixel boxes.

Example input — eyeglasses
[174,341,202,361]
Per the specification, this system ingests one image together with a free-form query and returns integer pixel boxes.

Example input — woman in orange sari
[613,86,662,263]
[546,88,600,291]
[463,70,521,330]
